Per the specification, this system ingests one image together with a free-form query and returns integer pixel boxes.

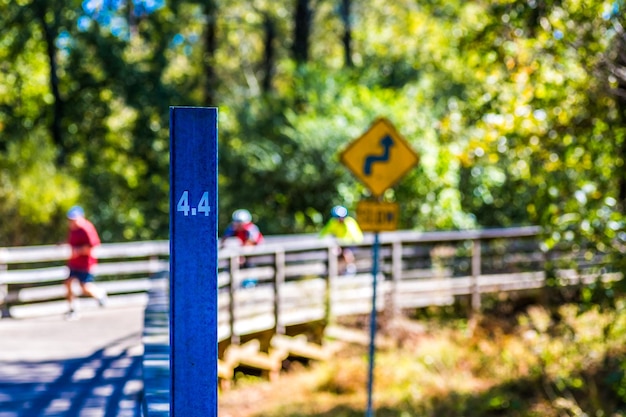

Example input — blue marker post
[169,107,218,416]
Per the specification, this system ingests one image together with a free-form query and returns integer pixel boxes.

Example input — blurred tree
[436,0,626,274]
[0,0,625,254]
[599,3,626,210]
[0,0,83,245]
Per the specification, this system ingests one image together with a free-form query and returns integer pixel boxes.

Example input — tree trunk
[203,1,219,105]
[608,25,626,212]
[128,0,138,38]
[339,0,353,68]
[618,99,626,211]
[292,0,313,64]
[261,13,277,92]
[33,1,65,163]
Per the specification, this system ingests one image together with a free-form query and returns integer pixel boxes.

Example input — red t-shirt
[223,222,263,246]
[67,218,101,272]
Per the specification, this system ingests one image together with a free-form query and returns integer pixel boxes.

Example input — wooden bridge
[1,226,621,415]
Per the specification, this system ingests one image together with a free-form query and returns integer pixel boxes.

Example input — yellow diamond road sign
[340,118,419,196]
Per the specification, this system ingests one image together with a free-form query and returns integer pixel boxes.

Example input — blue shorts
[68,269,95,283]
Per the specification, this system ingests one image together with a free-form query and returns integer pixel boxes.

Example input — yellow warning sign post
[340,117,419,417]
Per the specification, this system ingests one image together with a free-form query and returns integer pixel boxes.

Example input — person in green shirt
[319,205,363,275]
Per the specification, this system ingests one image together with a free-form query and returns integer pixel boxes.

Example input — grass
[218,298,626,417]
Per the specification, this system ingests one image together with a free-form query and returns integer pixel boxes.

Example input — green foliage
[1,0,626,254]
[0,131,80,245]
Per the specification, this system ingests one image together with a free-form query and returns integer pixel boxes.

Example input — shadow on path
[0,332,144,417]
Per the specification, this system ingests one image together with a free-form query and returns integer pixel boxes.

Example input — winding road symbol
[340,117,418,197]
[363,135,394,175]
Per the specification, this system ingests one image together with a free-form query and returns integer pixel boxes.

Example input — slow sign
[356,201,399,232]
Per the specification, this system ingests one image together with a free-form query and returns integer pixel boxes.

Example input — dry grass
[218,302,626,417]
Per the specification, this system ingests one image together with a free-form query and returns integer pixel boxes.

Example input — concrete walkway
[0,304,146,417]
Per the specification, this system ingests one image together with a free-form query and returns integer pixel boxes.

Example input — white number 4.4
[177,191,211,216]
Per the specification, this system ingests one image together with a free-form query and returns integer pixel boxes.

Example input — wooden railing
[0,241,170,318]
[216,227,552,342]
[1,226,620,333]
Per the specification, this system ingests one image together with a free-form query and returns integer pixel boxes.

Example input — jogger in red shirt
[64,206,108,320]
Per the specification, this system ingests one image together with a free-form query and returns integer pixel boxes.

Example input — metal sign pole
[366,230,380,417]
[169,106,218,416]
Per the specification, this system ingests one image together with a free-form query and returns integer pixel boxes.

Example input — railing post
[0,253,9,319]
[471,239,482,314]
[148,255,160,274]
[540,247,550,307]
[274,250,285,335]
[390,241,402,318]
[325,244,339,323]
[229,255,240,345]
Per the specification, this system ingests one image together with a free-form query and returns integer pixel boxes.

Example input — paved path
[0,305,146,417]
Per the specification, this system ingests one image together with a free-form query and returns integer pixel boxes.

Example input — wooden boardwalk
[0,304,146,417]
[1,227,622,415]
